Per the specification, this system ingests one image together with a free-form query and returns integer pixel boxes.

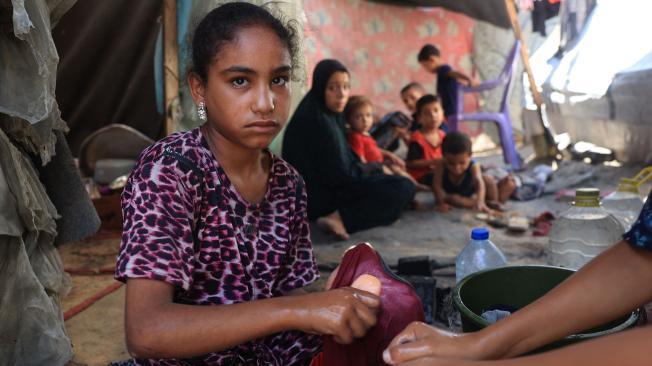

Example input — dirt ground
[60,154,650,366]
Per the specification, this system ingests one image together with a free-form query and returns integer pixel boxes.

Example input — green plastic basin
[453,265,640,351]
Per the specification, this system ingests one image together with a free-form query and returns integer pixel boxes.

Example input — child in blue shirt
[417,44,476,119]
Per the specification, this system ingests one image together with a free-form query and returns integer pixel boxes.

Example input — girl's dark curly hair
[190,2,300,82]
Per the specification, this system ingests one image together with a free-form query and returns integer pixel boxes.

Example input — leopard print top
[115,128,321,365]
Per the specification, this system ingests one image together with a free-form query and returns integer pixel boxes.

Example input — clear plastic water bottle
[456,227,508,283]
[602,178,644,231]
[549,188,624,270]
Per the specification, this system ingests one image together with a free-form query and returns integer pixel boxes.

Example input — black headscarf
[309,59,349,108]
[283,59,378,219]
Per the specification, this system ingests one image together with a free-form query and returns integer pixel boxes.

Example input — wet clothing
[406,130,444,182]
[115,128,321,365]
[322,244,425,366]
[348,131,384,163]
[442,161,476,197]
[436,64,460,117]
[624,190,652,251]
[283,59,415,233]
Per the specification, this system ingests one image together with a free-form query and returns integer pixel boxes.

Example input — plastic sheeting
[0,129,72,366]
[0,0,75,163]
[369,0,511,29]
[1,1,92,365]
[539,0,652,163]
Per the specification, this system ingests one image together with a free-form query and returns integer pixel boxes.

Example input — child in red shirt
[345,96,426,190]
[406,94,445,186]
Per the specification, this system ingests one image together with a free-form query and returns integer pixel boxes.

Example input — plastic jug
[456,227,507,283]
[602,178,644,231]
[549,188,624,269]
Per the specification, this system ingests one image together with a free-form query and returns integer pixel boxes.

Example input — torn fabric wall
[0,129,72,366]
[1,0,99,364]
[0,0,75,163]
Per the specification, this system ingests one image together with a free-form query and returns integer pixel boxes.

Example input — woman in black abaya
[283,59,415,240]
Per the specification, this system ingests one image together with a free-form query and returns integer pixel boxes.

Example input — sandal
[532,211,556,236]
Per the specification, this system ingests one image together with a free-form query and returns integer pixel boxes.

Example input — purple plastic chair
[447,41,522,170]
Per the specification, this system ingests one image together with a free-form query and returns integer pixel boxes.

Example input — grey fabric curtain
[368,0,511,29]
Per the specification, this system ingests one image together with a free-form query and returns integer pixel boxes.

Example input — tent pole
[504,0,542,106]
[504,0,559,156]
[163,0,180,135]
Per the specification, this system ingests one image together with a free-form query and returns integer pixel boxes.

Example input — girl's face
[417,101,444,130]
[349,104,374,133]
[189,25,291,149]
[324,71,350,113]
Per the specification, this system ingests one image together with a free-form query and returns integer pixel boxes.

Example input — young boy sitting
[433,131,515,213]
[345,95,428,190]
[405,94,446,188]
[417,44,476,120]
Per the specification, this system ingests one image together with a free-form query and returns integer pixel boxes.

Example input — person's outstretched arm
[470,163,489,212]
[448,70,476,87]
[432,161,449,212]
[385,325,652,366]
[384,240,652,364]
[126,280,379,359]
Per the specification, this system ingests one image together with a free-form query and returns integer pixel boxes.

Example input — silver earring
[197,101,207,121]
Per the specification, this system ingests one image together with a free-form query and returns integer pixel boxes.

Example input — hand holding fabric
[292,287,380,344]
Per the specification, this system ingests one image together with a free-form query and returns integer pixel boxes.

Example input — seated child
[405,94,446,188]
[417,44,476,120]
[400,82,425,130]
[433,131,515,213]
[345,95,428,190]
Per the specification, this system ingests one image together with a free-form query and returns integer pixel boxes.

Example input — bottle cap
[471,227,489,240]
[574,188,601,207]
[575,188,600,198]
[618,178,640,194]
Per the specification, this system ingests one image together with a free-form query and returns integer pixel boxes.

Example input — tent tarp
[369,0,510,29]
[540,0,652,163]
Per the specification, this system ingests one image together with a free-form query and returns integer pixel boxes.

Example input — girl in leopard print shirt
[115,3,379,365]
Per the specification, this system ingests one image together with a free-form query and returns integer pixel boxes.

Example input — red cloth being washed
[348,131,384,163]
[323,243,425,366]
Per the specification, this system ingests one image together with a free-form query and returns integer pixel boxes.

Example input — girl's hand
[383,322,486,365]
[293,288,380,344]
